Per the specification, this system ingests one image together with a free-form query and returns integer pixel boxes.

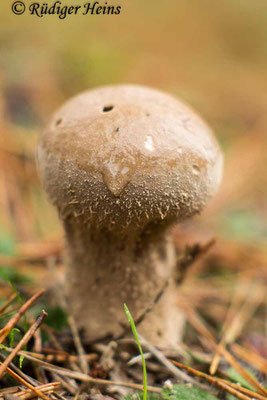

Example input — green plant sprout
[9,327,20,348]
[124,304,147,400]
[0,330,25,369]
[8,328,25,368]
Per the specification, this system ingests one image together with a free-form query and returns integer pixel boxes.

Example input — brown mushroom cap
[38,84,223,232]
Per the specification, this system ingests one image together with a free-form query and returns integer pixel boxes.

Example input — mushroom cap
[38,84,223,231]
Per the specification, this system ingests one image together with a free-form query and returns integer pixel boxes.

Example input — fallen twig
[0,310,48,379]
[67,315,90,375]
[0,364,53,400]
[4,352,162,393]
[210,280,265,374]
[0,293,17,315]
[176,238,216,284]
[170,360,266,400]
[0,289,45,344]
[138,334,203,387]
[15,383,61,400]
[182,304,267,396]
[231,343,267,374]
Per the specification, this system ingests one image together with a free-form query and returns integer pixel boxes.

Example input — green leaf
[162,384,218,400]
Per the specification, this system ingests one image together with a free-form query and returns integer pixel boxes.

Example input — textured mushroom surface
[38,85,223,345]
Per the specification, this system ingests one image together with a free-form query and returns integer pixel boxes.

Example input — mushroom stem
[63,219,182,345]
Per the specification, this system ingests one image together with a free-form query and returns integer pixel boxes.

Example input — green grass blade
[124,304,147,400]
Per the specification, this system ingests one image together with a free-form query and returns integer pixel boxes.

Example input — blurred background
[0,0,266,271]
[0,0,266,374]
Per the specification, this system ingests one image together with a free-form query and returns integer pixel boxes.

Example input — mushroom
[38,84,223,346]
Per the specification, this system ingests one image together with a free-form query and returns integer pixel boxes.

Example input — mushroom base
[63,221,184,346]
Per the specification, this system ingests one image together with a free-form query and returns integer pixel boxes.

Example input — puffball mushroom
[38,84,223,346]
